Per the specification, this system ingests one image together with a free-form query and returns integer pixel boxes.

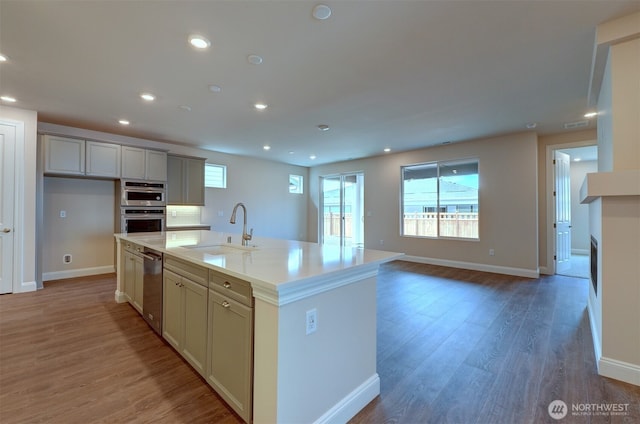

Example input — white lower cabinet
[162,260,208,377]
[162,255,254,423]
[207,274,254,423]
[123,245,143,314]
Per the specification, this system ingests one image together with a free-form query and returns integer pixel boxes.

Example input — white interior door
[554,150,571,274]
[0,123,16,293]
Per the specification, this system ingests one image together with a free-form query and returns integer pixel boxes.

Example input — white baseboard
[598,357,640,386]
[43,265,115,282]
[403,255,539,278]
[571,249,590,256]
[114,290,128,303]
[587,296,602,363]
[539,266,552,275]
[314,374,380,424]
[17,280,37,293]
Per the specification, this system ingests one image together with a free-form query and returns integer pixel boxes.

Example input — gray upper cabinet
[167,154,205,205]
[44,135,121,178]
[121,146,145,179]
[122,147,167,181]
[86,141,121,178]
[146,150,168,181]
[43,135,86,175]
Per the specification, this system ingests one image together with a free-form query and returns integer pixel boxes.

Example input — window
[401,159,479,239]
[289,174,303,194]
[205,163,226,188]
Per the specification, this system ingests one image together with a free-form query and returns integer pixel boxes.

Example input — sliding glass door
[320,173,364,247]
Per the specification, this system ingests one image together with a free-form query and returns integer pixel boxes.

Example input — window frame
[289,174,304,194]
[204,163,227,189]
[400,158,479,240]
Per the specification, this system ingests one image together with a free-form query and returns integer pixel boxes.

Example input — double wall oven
[117,180,166,233]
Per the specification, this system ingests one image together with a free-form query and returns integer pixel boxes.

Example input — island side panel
[114,237,127,303]
[253,299,280,423]
[277,275,379,423]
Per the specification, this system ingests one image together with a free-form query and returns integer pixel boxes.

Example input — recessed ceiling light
[189,35,210,49]
[383,148,391,153]
[289,151,295,154]
[208,84,222,93]
[178,105,192,112]
[1,95,16,103]
[526,122,537,129]
[247,54,263,65]
[263,145,271,151]
[140,93,155,101]
[309,154,317,160]
[574,158,582,162]
[0,54,7,62]
[118,119,130,125]
[584,111,598,118]
[313,4,332,20]
[317,124,330,131]
[254,103,268,110]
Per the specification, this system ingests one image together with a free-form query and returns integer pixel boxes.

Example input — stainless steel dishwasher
[141,248,163,335]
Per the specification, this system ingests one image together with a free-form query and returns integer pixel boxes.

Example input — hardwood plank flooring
[1,262,639,423]
[351,262,640,424]
[0,274,242,424]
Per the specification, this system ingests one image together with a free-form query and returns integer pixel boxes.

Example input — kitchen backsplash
[166,205,202,227]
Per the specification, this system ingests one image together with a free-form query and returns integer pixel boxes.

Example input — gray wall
[309,131,540,275]
[39,123,309,279]
[43,177,116,279]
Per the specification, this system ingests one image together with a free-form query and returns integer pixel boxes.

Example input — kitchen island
[114,230,402,424]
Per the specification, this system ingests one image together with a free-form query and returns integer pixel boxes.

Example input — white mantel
[580,170,640,203]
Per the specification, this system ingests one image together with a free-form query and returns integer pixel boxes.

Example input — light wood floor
[1,262,638,423]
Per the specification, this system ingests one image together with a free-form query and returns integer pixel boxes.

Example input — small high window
[205,163,227,188]
[289,174,303,194]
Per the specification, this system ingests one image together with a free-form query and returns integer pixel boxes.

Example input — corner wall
[309,131,539,277]
[585,12,640,386]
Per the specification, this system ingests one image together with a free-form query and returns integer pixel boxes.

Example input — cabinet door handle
[223,282,231,289]
[221,301,231,308]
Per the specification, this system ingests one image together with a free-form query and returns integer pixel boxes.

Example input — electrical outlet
[60,210,66,218]
[171,210,177,217]
[63,254,72,264]
[489,249,495,256]
[379,239,384,245]
[306,308,317,335]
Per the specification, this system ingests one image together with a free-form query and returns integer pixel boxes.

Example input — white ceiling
[1,1,637,167]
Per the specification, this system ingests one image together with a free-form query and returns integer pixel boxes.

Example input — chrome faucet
[230,202,253,246]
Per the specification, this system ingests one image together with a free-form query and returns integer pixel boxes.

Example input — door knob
[2,228,10,233]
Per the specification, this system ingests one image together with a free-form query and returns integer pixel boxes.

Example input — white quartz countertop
[115,230,403,305]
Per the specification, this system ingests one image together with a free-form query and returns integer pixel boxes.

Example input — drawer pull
[223,282,231,289]
[222,301,231,308]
